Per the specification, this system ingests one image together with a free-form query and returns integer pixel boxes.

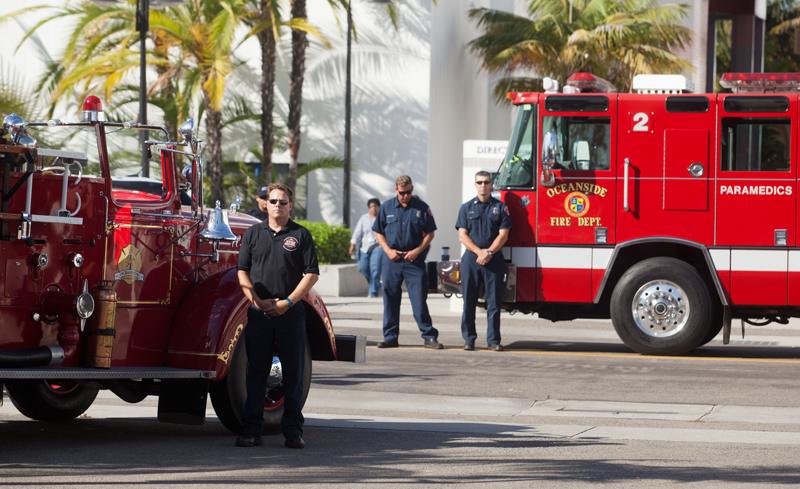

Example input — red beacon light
[506,91,536,104]
[565,73,618,94]
[80,96,105,122]
[719,73,800,94]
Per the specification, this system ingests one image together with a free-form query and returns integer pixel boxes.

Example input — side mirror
[182,158,204,218]
[541,131,558,187]
[179,118,197,152]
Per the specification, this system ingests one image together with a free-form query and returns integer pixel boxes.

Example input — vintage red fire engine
[0,96,365,432]
[435,72,800,356]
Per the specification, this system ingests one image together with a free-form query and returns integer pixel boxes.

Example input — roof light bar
[632,74,694,94]
[719,73,800,93]
[565,73,618,94]
[506,92,536,104]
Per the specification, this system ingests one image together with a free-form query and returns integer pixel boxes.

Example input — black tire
[610,257,712,356]
[210,334,312,435]
[5,380,98,421]
[699,304,724,347]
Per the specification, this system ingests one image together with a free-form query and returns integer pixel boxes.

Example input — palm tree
[287,0,346,200]
[468,0,692,99]
[9,0,266,204]
[245,0,327,188]
[765,0,800,73]
[152,0,264,204]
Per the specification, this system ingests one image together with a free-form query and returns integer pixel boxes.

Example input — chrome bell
[199,201,237,241]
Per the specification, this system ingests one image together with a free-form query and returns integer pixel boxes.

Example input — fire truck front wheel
[210,334,312,436]
[610,257,713,356]
[5,380,99,421]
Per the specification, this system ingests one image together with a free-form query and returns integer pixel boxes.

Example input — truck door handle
[623,158,630,212]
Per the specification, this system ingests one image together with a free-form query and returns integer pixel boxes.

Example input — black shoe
[424,339,443,349]
[377,339,399,348]
[285,435,305,449]
[463,341,475,351]
[488,343,504,351]
[235,435,264,447]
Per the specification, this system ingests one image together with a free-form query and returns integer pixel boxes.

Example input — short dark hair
[368,198,380,207]
[267,183,294,202]
[396,175,412,187]
[475,171,491,180]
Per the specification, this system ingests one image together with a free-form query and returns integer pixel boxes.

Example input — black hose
[0,346,63,368]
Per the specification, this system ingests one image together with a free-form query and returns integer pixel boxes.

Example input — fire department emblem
[115,244,144,285]
[283,237,298,251]
[564,191,590,218]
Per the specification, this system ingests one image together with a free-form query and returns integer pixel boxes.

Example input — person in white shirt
[349,198,383,297]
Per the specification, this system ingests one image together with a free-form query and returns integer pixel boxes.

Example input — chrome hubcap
[267,356,283,388]
[631,280,689,338]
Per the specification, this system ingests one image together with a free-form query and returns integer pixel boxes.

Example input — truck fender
[165,267,250,379]
[165,268,339,379]
[592,237,730,306]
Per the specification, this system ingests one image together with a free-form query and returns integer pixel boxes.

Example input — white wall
[426,0,513,256]
[300,0,433,226]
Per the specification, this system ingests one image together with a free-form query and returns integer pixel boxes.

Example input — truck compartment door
[664,130,709,211]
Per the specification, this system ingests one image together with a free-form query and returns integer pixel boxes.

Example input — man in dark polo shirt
[236,183,320,449]
[372,174,441,349]
[244,184,270,221]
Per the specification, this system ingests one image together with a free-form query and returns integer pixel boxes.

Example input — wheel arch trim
[592,237,729,306]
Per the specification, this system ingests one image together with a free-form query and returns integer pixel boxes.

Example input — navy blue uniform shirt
[372,196,437,252]
[455,196,512,249]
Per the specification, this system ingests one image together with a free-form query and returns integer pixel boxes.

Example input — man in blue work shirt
[456,171,512,351]
[372,175,442,349]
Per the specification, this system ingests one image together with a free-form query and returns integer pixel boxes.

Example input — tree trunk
[204,91,225,206]
[153,31,178,141]
[259,0,276,186]
[288,0,308,213]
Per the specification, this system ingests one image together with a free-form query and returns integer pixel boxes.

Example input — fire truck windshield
[541,116,611,171]
[497,104,535,188]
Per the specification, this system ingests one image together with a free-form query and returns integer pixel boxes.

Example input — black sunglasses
[268,199,289,206]
[397,191,412,196]
[475,181,492,185]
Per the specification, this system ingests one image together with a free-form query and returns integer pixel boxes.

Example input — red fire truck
[0,96,365,433]
[435,72,800,356]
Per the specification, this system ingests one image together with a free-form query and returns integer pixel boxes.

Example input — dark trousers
[461,250,505,345]
[241,304,306,438]
[382,254,438,342]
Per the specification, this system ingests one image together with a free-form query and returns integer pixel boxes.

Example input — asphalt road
[2,295,800,487]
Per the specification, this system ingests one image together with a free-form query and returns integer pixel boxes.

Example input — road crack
[697,404,717,422]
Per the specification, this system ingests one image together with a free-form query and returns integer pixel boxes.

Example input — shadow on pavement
[0,418,799,485]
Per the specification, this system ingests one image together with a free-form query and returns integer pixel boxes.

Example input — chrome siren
[199,201,237,241]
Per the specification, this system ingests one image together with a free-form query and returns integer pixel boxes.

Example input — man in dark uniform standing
[456,171,512,351]
[245,184,270,221]
[236,183,320,448]
[373,175,442,349]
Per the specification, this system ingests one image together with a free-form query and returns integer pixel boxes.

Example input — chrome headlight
[68,253,84,267]
[32,253,47,268]
[76,292,95,319]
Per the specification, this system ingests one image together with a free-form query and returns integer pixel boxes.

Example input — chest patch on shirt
[283,237,298,251]
[493,206,499,215]
[416,210,422,219]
